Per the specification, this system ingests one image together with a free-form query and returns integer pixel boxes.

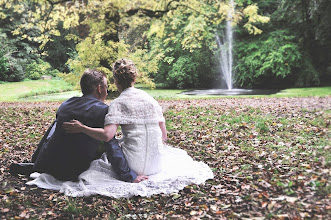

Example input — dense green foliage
[140,0,269,88]
[25,59,60,80]
[0,0,329,89]
[0,30,26,82]
[0,1,59,81]
[0,49,10,81]
[235,0,331,88]
[0,5,26,82]
[0,0,268,89]
[0,39,25,82]
[235,30,303,88]
[43,22,77,73]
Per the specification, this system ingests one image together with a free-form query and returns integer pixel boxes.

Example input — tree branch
[45,0,73,6]
[125,0,180,18]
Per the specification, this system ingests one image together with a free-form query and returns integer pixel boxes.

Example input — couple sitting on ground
[10,59,213,197]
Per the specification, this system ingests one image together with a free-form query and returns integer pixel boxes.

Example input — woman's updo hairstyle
[113,58,138,90]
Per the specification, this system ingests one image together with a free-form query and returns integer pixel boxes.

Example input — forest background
[0,0,330,91]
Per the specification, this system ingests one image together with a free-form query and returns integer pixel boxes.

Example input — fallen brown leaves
[0,97,330,219]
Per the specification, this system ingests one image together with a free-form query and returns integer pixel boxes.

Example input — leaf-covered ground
[0,97,330,219]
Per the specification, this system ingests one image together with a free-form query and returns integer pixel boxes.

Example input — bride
[28,59,213,198]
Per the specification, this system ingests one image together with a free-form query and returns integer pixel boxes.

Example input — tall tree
[232,0,330,88]
[274,0,331,84]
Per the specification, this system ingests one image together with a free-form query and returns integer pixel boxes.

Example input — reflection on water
[182,89,280,96]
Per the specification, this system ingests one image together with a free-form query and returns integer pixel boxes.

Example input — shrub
[0,49,25,82]
[0,50,10,81]
[294,56,320,87]
[25,59,59,80]
[166,55,198,89]
[155,49,216,89]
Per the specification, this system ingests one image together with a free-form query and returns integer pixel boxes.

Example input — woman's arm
[159,121,167,142]
[63,120,118,142]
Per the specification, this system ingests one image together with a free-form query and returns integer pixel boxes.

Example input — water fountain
[183,0,278,96]
[217,0,234,91]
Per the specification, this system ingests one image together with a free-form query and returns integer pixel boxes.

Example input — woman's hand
[63,120,85,133]
[134,175,149,183]
[159,122,167,143]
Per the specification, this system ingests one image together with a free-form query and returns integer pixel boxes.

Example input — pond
[182,89,280,96]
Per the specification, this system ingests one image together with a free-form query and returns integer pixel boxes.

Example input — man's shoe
[9,163,34,176]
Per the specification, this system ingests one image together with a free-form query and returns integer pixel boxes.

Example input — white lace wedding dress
[27,88,213,198]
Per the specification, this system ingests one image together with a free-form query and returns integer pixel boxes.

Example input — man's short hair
[80,69,106,95]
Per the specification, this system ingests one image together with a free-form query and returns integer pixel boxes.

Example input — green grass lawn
[0,79,74,102]
[0,79,330,102]
[272,86,331,97]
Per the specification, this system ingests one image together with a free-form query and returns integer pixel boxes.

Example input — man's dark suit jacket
[32,94,137,182]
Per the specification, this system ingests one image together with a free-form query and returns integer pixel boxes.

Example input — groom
[10,69,146,183]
